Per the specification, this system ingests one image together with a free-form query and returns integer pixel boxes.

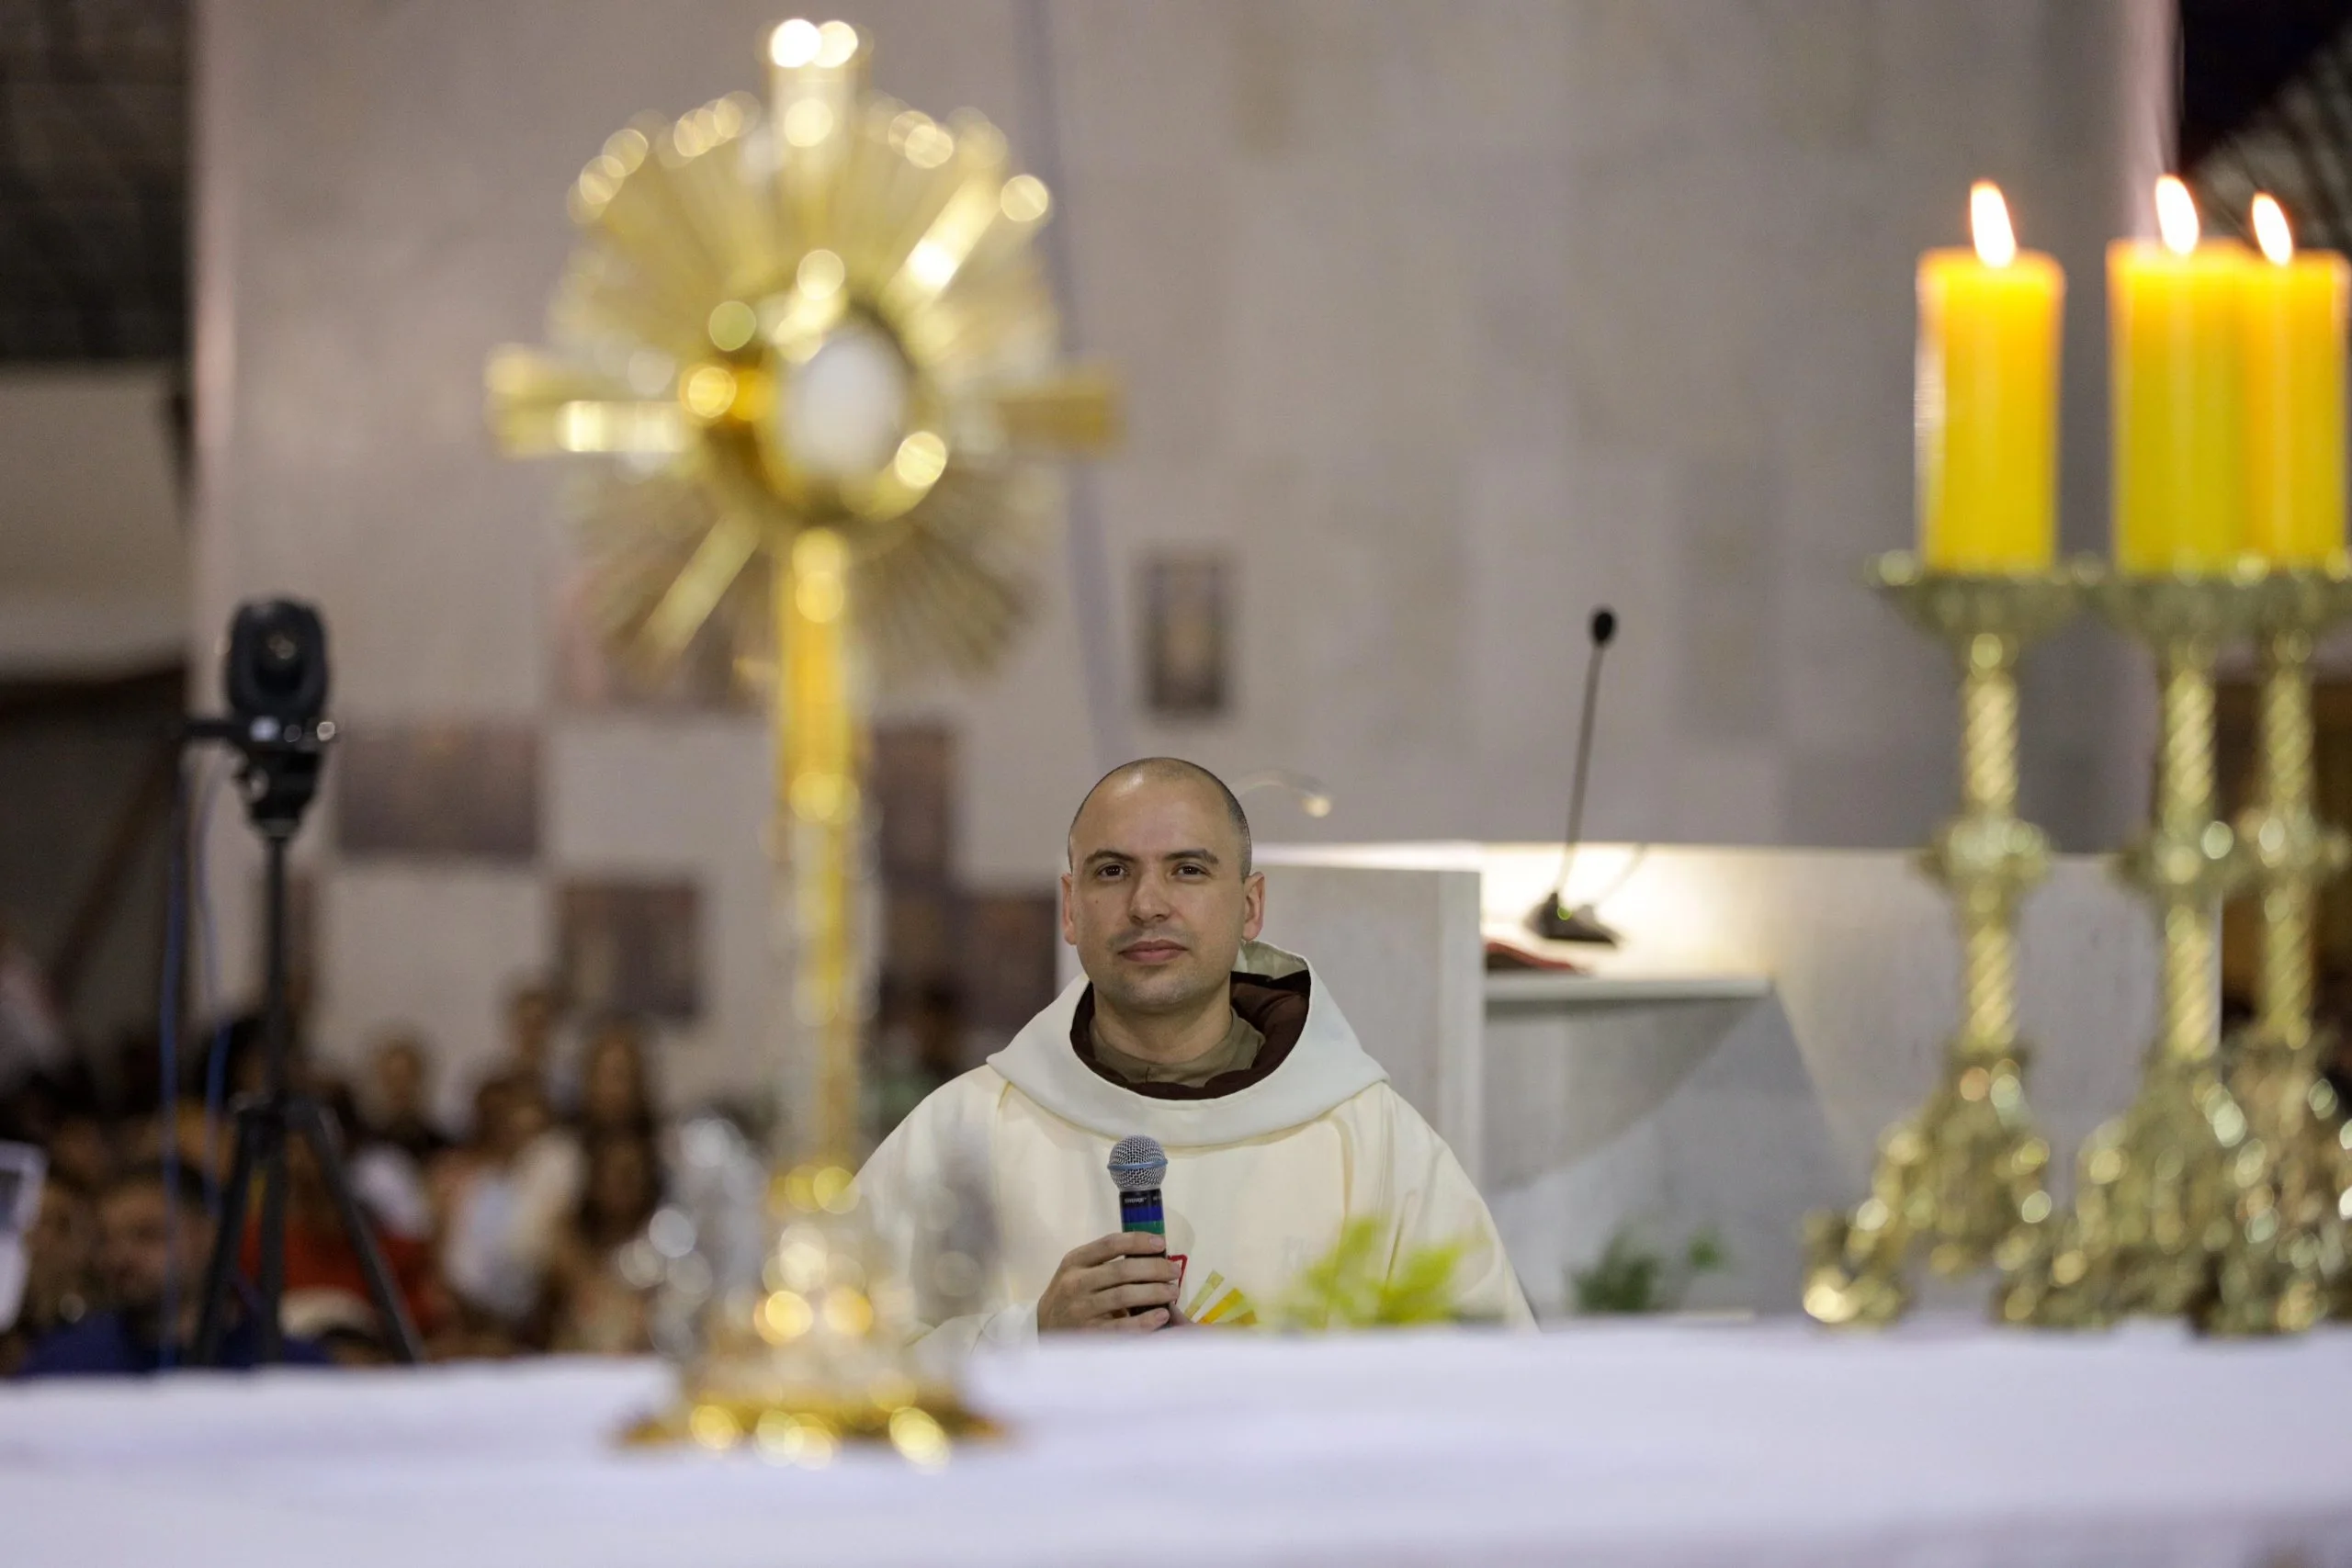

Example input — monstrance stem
[775,526,865,1168]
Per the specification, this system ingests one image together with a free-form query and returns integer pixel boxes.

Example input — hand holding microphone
[1035,1232,1176,1331]
[1035,1134,1182,1332]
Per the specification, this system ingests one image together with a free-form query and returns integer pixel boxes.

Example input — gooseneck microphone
[1529,606,1623,945]
[1107,1134,1167,1235]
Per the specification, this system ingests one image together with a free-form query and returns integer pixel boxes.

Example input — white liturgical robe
[858,941,1533,1348]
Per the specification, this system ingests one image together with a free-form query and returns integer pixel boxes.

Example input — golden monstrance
[486,17,1114,1448]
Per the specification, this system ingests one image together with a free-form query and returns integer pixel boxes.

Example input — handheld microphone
[1529,607,1623,945]
[1107,1134,1167,1235]
[1108,1134,1183,1320]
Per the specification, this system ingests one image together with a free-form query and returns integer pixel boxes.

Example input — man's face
[1063,775,1263,1016]
[96,1183,209,1319]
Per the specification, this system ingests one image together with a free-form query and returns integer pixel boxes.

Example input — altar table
[4,1319,2349,1566]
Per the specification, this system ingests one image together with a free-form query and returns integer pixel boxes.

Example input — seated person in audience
[547,1131,662,1354]
[41,1101,113,1197]
[859,759,1532,1345]
[283,1286,397,1367]
[360,1029,450,1164]
[575,1016,657,1140]
[238,1131,444,1339]
[438,1077,581,1343]
[0,1065,91,1161]
[0,1175,94,1375]
[338,1068,437,1247]
[121,1100,228,1189]
[17,1162,328,1375]
[496,980,566,1109]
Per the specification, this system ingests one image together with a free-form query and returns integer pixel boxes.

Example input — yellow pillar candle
[2243,193,2348,569]
[2111,176,2251,576]
[1917,182,2064,572]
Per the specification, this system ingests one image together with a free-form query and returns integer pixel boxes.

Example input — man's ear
[1240,871,1266,942]
[1059,871,1078,946]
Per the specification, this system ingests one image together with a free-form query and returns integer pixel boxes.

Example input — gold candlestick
[2003,573,2260,1328]
[1804,553,2078,1327]
[2210,570,2352,1333]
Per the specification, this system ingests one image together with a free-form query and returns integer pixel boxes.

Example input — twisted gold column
[2154,659,2225,1066]
[2005,577,2259,1327]
[2254,627,2323,1048]
[1958,650,2023,1048]
[2209,574,2352,1333]
[1804,556,2078,1327]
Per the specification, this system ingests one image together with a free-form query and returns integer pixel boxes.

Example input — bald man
[859,759,1532,1347]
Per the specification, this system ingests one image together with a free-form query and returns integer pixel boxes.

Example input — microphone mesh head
[1107,1134,1168,1192]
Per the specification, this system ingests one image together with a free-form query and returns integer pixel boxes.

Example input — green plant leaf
[1685,1227,1727,1274]
[1273,1218,1470,1329]
[1570,1223,1728,1314]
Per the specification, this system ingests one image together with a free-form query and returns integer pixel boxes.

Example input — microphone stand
[1529,608,1622,945]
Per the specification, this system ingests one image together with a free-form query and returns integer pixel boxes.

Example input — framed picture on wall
[871,724,955,883]
[1141,552,1230,719]
[884,885,957,991]
[556,878,702,1022]
[334,724,539,862]
[960,891,1060,1032]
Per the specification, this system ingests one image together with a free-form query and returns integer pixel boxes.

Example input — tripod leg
[192,1106,260,1365]
[291,1100,424,1364]
[254,1108,288,1364]
[254,829,292,1365]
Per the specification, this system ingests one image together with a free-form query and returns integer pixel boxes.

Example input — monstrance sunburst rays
[486,17,1114,1175]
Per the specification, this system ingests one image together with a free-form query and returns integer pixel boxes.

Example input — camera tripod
[187,714,422,1366]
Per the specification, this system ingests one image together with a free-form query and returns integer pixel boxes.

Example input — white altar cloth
[5,1320,2351,1567]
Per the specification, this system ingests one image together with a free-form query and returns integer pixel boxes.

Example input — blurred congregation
[4,971,642,1369]
[0,944,968,1373]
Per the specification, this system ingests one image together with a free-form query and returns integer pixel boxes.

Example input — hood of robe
[986,940,1388,1148]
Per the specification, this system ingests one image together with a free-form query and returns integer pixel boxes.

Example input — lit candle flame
[1970,182,2016,268]
[2252,193,2295,265]
[2155,175,2199,256]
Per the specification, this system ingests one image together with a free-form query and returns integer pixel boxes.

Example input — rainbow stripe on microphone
[1119,1190,1165,1235]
